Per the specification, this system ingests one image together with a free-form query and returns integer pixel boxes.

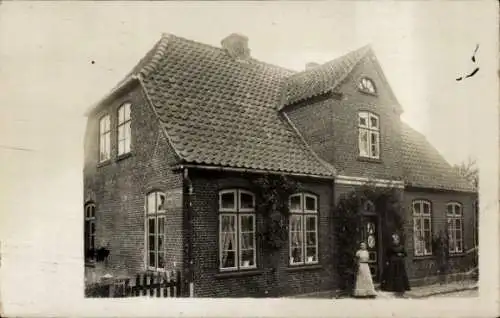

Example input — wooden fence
[85,270,182,298]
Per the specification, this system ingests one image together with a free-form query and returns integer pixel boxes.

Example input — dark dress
[380,244,410,292]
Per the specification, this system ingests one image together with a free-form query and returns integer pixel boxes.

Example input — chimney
[221,33,250,60]
[305,62,320,70]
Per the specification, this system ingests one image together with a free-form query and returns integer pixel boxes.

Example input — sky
[0,1,498,316]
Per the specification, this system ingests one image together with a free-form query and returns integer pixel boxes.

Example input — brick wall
[402,189,477,280]
[83,83,184,280]
[285,51,404,181]
[187,169,335,297]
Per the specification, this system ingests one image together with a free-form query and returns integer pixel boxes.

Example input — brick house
[83,33,478,297]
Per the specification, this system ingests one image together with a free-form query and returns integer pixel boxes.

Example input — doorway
[359,201,382,283]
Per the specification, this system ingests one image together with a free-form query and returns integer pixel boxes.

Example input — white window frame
[358,77,377,94]
[117,102,132,155]
[358,111,380,159]
[145,191,167,271]
[99,114,111,162]
[289,193,319,266]
[412,200,433,256]
[84,203,96,262]
[447,202,464,254]
[218,189,257,271]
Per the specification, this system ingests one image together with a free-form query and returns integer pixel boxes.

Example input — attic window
[358,77,376,94]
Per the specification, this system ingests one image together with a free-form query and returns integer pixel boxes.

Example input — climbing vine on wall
[252,174,302,251]
[334,181,405,293]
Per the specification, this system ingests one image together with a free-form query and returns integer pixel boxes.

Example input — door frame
[360,210,383,283]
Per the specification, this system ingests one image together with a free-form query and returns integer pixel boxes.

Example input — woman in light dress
[353,242,377,298]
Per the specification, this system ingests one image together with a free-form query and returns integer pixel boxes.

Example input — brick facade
[83,83,184,279]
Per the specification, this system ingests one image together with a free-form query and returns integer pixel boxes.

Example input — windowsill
[358,90,378,97]
[286,264,323,272]
[97,160,111,168]
[215,269,264,279]
[357,156,382,164]
[413,255,434,260]
[449,252,466,258]
[117,152,133,161]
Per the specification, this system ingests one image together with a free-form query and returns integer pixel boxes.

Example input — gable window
[219,189,256,271]
[358,111,380,159]
[84,203,96,263]
[118,102,132,155]
[146,191,166,270]
[289,193,319,265]
[447,202,463,254]
[412,200,432,256]
[99,115,111,162]
[358,77,376,94]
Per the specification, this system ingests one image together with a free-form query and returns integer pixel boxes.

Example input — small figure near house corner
[381,233,410,297]
[353,242,377,298]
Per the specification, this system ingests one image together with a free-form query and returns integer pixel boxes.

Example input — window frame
[84,203,96,263]
[289,193,319,266]
[358,111,380,160]
[358,77,377,94]
[218,189,257,272]
[145,191,167,272]
[412,200,433,257]
[117,102,132,156]
[447,202,464,254]
[99,114,111,162]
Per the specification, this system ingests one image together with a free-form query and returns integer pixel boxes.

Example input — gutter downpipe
[183,167,194,297]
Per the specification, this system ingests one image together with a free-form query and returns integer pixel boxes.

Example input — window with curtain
[358,111,380,159]
[84,203,96,263]
[219,189,256,271]
[447,202,463,254]
[412,200,432,256]
[146,191,166,270]
[99,114,111,162]
[117,102,132,155]
[289,193,319,265]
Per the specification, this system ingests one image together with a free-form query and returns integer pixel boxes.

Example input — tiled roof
[282,45,371,106]
[401,122,475,192]
[138,34,335,177]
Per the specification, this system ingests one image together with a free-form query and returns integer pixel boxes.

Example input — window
[358,111,380,159]
[118,102,132,155]
[412,200,432,256]
[84,203,96,263]
[146,191,166,270]
[289,193,319,265]
[219,189,256,271]
[99,115,111,162]
[474,200,479,248]
[358,77,376,94]
[447,202,463,254]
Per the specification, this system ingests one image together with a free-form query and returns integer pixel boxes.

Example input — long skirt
[353,263,377,297]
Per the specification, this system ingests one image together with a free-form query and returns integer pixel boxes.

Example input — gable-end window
[99,115,111,162]
[412,200,432,256]
[447,202,463,254]
[118,102,132,155]
[219,189,256,271]
[146,191,166,271]
[358,77,376,94]
[358,111,380,159]
[289,193,319,265]
[84,203,96,263]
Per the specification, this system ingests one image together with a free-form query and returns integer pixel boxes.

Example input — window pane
[147,193,156,214]
[291,247,303,263]
[455,205,462,215]
[423,218,430,230]
[423,203,430,215]
[125,103,131,121]
[221,250,236,269]
[370,132,379,157]
[306,216,316,231]
[447,204,453,215]
[290,215,302,231]
[91,221,95,234]
[370,115,378,129]
[158,252,165,269]
[158,235,163,251]
[240,192,254,210]
[358,112,368,127]
[118,139,125,155]
[306,232,317,246]
[125,122,131,153]
[149,252,156,267]
[305,247,317,262]
[240,249,255,267]
[240,215,254,232]
[424,232,432,254]
[148,218,155,235]
[158,217,165,234]
[157,193,166,211]
[220,215,236,232]
[359,129,369,156]
[305,196,317,211]
[457,240,463,252]
[241,232,254,249]
[290,195,301,211]
[413,202,421,215]
[414,218,421,231]
[91,206,95,218]
[220,192,236,210]
[148,235,155,252]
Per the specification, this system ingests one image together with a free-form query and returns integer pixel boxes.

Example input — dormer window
[358,77,376,94]
[358,111,380,159]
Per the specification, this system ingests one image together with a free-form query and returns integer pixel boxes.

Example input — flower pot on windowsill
[307,256,314,263]
[242,261,250,268]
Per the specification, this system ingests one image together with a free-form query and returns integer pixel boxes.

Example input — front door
[360,215,379,282]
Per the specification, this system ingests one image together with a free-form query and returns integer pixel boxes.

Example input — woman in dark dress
[381,233,410,297]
